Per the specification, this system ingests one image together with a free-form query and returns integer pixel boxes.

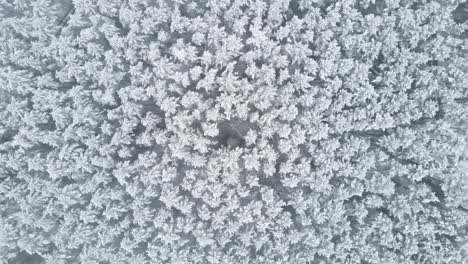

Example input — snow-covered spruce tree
[0,0,467,263]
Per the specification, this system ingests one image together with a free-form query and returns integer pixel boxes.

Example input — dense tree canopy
[0,0,467,263]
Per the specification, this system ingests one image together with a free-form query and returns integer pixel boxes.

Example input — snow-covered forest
[1,0,468,263]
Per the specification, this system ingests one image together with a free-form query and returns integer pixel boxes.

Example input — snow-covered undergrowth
[1,0,468,263]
